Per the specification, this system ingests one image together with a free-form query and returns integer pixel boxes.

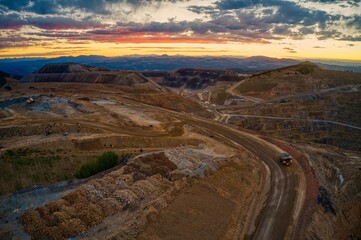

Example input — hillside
[236,62,361,99]
[21,63,149,86]
[224,62,361,150]
[144,68,245,89]
[0,55,302,76]
[37,63,109,74]
[0,70,17,93]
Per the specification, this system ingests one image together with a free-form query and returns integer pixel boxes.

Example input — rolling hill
[144,68,245,89]
[20,63,149,86]
[236,62,361,99]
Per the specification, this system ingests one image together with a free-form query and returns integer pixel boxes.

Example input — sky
[0,0,360,60]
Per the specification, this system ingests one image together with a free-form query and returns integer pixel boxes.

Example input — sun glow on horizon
[2,40,361,61]
[0,0,360,61]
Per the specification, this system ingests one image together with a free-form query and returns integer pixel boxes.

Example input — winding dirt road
[186,117,299,239]
[141,103,305,240]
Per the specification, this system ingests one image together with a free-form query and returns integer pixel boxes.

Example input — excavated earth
[0,81,262,240]
[218,62,361,239]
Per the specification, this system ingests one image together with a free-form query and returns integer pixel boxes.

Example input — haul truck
[279,153,292,166]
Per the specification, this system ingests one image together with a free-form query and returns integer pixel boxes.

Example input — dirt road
[226,78,264,103]
[222,113,361,130]
[143,104,304,240]
[189,118,298,239]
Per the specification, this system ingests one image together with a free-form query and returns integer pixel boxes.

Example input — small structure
[279,152,292,166]
[26,97,34,104]
[351,87,358,92]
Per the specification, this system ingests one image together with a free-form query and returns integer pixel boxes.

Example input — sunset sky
[0,0,360,60]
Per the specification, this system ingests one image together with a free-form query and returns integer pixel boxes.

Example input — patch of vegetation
[297,64,316,75]
[213,90,232,105]
[237,78,278,93]
[75,151,121,179]
[0,148,101,196]
[1,148,58,169]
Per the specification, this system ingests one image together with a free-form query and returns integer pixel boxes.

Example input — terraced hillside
[224,62,361,150]
[203,62,361,240]
[21,63,148,86]
[236,62,361,99]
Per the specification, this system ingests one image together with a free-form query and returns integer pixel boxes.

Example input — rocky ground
[298,144,361,240]
[1,62,360,240]
[0,144,259,240]
[214,62,361,239]
[0,80,262,240]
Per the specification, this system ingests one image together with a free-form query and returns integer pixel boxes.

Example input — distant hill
[37,63,109,74]
[236,61,361,99]
[0,55,301,76]
[1,55,359,78]
[21,63,150,87]
[143,68,245,89]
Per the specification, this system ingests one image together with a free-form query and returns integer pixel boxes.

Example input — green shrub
[75,151,119,179]
[214,91,231,105]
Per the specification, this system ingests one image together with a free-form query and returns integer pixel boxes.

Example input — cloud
[188,0,352,42]
[283,47,297,53]
[0,12,105,30]
[0,0,360,50]
[0,13,26,29]
[27,16,105,30]
[213,0,338,27]
[346,15,361,30]
[0,0,191,15]
[338,35,361,41]
[0,34,45,48]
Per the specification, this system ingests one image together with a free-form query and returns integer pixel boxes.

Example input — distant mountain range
[0,55,360,76]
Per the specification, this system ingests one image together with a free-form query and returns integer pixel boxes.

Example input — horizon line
[0,54,361,63]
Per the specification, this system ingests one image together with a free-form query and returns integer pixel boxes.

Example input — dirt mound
[19,152,178,240]
[37,63,108,74]
[130,93,212,117]
[123,152,177,181]
[21,72,147,86]
[20,64,149,86]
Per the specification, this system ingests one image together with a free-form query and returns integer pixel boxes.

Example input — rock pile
[20,152,177,240]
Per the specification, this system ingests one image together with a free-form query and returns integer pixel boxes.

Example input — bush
[75,152,118,179]
[214,91,231,105]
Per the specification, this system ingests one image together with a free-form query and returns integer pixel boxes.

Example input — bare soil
[138,161,260,240]
[0,82,210,196]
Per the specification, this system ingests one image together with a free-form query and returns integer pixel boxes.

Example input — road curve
[185,116,298,240]
[123,98,303,239]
